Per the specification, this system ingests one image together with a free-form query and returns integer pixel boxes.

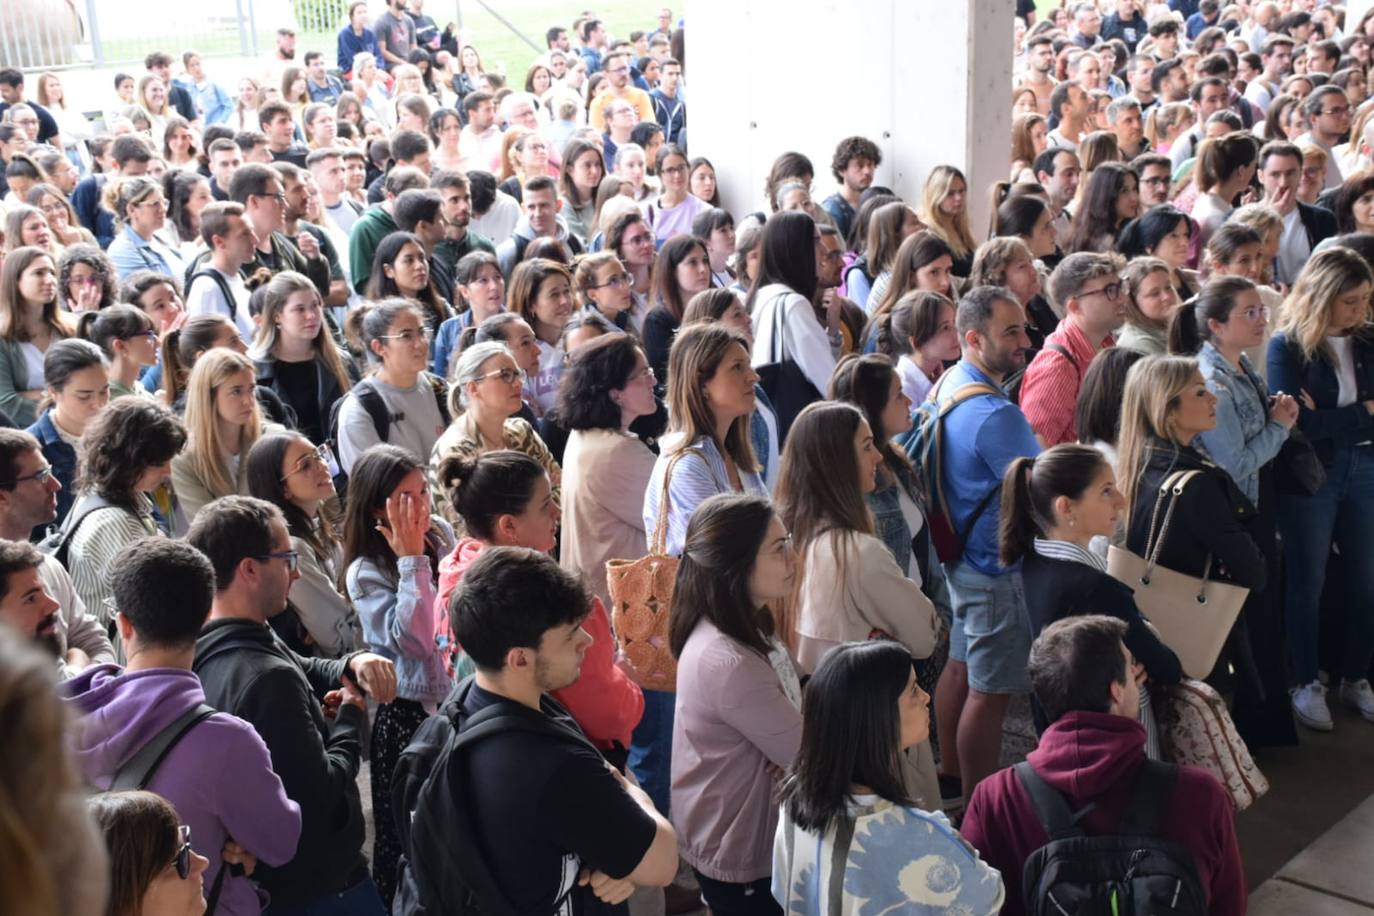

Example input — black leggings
[370,698,430,906]
[693,871,781,916]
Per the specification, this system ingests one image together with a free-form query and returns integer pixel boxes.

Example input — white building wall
[685,0,1013,237]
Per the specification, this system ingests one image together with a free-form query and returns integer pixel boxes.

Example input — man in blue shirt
[651,58,686,146]
[580,19,608,75]
[931,285,1039,810]
[303,52,345,104]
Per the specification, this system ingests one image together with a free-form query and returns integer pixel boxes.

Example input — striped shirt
[1019,318,1113,446]
[642,435,766,556]
[68,500,162,647]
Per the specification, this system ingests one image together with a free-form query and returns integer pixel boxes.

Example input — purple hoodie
[64,664,303,915]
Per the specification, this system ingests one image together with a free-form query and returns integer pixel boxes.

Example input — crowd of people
[5,0,1374,914]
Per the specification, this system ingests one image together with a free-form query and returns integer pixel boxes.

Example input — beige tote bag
[1107,469,1249,679]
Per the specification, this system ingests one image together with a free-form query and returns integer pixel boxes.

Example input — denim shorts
[945,562,1032,694]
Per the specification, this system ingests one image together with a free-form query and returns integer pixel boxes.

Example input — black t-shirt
[274,358,322,442]
[460,684,657,916]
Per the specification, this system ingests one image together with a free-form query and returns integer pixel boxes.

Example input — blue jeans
[628,688,674,816]
[263,878,386,916]
[1278,443,1374,683]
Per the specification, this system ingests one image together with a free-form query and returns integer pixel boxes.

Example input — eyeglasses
[380,328,434,345]
[137,198,169,209]
[254,191,288,205]
[592,272,634,289]
[478,366,527,385]
[1321,105,1351,117]
[1237,305,1271,323]
[623,232,654,246]
[1078,281,1123,301]
[281,442,337,480]
[253,549,300,572]
[661,164,688,176]
[173,825,193,879]
[9,465,53,487]
[629,364,655,382]
[124,329,159,342]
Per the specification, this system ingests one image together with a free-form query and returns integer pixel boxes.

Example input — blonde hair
[1145,102,1194,149]
[183,349,264,499]
[1116,354,1203,523]
[1078,130,1122,175]
[1276,247,1374,362]
[918,165,977,259]
[1230,203,1283,286]
[1121,256,1174,330]
[136,74,167,117]
[969,236,1034,288]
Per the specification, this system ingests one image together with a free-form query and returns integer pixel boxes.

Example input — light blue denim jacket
[1196,341,1289,506]
[346,551,452,707]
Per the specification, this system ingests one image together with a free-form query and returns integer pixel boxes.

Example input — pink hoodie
[436,537,645,750]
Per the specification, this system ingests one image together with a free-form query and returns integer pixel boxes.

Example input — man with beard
[1017,35,1059,117]
[431,170,495,275]
[0,429,112,676]
[927,286,1040,814]
[275,162,350,310]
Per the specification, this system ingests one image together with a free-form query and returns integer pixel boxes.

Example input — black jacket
[1267,327,1374,466]
[255,351,361,445]
[1297,201,1338,250]
[1022,551,1183,688]
[1125,440,1266,591]
[193,618,369,905]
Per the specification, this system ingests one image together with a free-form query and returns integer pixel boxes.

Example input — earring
[1068,518,1076,528]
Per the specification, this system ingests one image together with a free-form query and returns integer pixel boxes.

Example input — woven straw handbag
[605,448,701,693]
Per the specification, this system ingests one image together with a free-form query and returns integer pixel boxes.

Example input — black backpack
[326,373,452,451]
[39,493,117,569]
[186,268,242,322]
[1017,759,1208,916]
[391,679,597,916]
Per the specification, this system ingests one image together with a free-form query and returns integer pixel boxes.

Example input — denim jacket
[868,468,954,624]
[25,409,77,533]
[1196,342,1288,505]
[345,550,452,707]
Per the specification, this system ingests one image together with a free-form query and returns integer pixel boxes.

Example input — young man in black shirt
[450,546,678,915]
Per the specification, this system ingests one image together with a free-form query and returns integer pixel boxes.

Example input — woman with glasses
[76,304,156,401]
[57,244,118,313]
[250,272,359,446]
[645,145,708,246]
[68,398,186,625]
[30,186,95,252]
[337,300,448,474]
[0,246,73,428]
[342,443,454,907]
[574,251,638,333]
[247,433,361,658]
[1205,223,1284,377]
[1171,277,1300,747]
[430,340,561,526]
[172,349,279,524]
[106,177,183,281]
[558,334,658,607]
[88,792,210,916]
[24,340,108,533]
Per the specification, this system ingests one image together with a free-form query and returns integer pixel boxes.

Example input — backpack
[39,493,117,569]
[897,378,1005,564]
[1017,759,1208,916]
[326,373,452,451]
[1003,341,1073,405]
[186,268,241,322]
[391,678,598,916]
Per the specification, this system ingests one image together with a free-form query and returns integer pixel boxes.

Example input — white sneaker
[1340,679,1374,722]
[1292,681,1334,731]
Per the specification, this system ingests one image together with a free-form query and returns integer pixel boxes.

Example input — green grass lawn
[100,0,661,75]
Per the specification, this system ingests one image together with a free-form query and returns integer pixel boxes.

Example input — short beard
[34,616,61,657]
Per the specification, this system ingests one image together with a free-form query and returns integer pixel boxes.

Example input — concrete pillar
[684,0,1013,238]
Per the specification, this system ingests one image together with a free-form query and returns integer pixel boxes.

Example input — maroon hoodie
[961,711,1245,916]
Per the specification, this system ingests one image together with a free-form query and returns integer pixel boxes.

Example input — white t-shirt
[18,342,45,390]
[1276,207,1311,287]
[1329,335,1358,407]
[185,266,255,343]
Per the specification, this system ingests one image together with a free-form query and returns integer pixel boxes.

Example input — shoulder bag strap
[1014,761,1094,840]
[109,704,218,791]
[649,447,704,555]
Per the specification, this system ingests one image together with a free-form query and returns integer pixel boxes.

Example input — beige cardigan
[559,428,656,606]
[794,529,938,675]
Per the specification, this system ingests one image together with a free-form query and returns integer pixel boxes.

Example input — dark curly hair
[76,398,186,507]
[830,135,882,183]
[57,244,118,312]
[557,332,639,431]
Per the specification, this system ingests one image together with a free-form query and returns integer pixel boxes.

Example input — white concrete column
[684,0,1013,238]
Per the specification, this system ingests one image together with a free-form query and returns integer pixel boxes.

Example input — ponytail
[998,457,1040,567]
[161,328,187,406]
[1167,275,1255,355]
[996,445,1111,566]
